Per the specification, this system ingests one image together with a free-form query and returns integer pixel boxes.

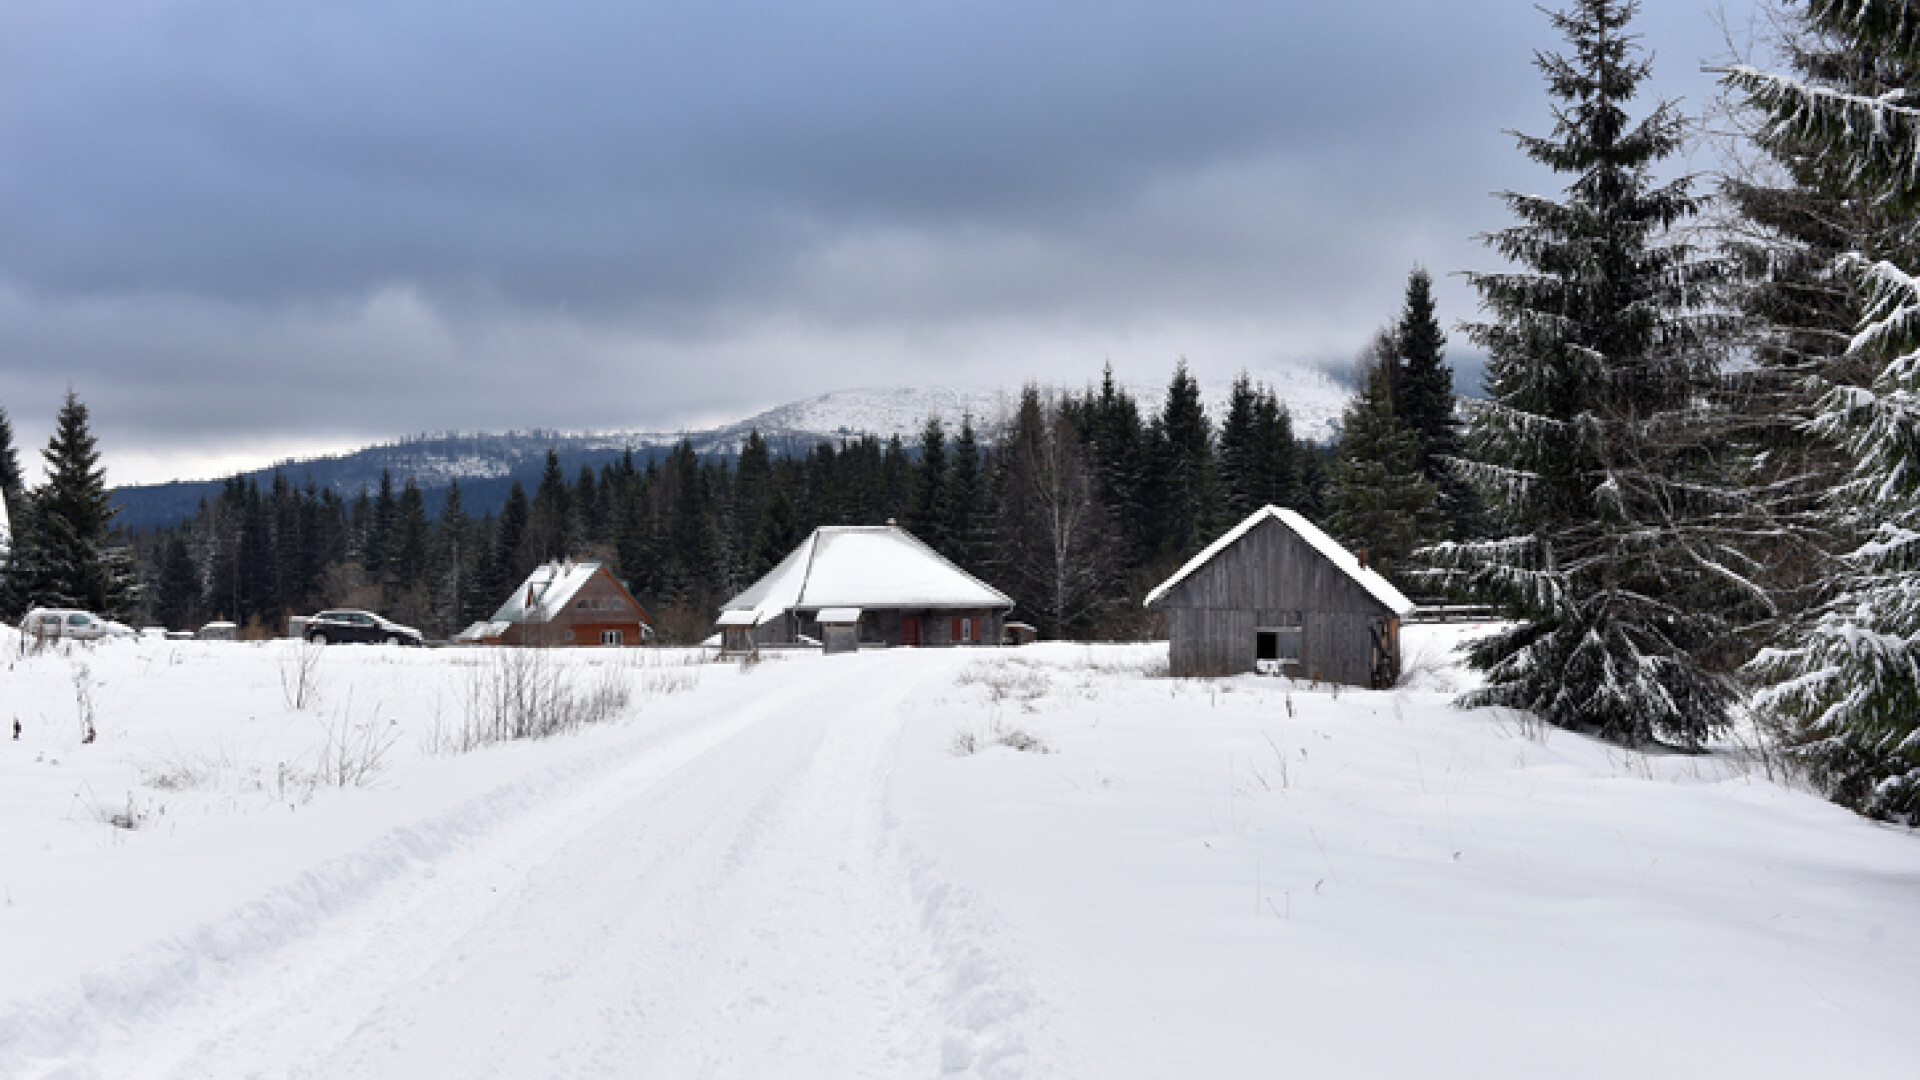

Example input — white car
[19,608,136,641]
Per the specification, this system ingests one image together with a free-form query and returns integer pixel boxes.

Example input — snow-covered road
[6,634,1918,1079]
[22,650,1034,1080]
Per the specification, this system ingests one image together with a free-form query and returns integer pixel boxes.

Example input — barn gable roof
[721,525,1011,621]
[1144,505,1414,615]
[492,561,646,624]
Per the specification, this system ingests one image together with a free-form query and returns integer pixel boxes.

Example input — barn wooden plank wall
[1154,516,1399,685]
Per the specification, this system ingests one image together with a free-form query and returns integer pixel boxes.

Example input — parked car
[304,609,423,646]
[19,608,136,641]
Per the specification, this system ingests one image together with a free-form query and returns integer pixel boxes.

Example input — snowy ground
[1,627,1916,1078]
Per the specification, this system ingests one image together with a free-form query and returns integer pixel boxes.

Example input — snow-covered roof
[457,620,512,641]
[491,561,610,623]
[715,610,762,628]
[721,525,1011,622]
[1144,505,1414,616]
[815,607,862,624]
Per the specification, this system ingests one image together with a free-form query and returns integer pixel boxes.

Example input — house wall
[1155,517,1399,686]
[782,608,1006,648]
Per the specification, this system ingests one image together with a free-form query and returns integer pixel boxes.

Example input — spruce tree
[367,470,397,580]
[526,450,572,566]
[389,478,431,602]
[756,476,801,575]
[1714,3,1911,632]
[1391,268,1482,539]
[1325,352,1444,586]
[30,389,131,614]
[733,430,775,579]
[1153,359,1223,561]
[1218,372,1302,518]
[945,413,985,570]
[1432,0,1744,747]
[0,406,17,602]
[908,415,950,551]
[1218,375,1263,520]
[494,480,531,585]
[155,533,200,630]
[435,479,476,633]
[0,404,22,512]
[1722,0,1920,817]
[1081,366,1153,571]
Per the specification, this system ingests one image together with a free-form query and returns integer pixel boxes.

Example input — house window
[1256,627,1302,674]
[602,629,622,646]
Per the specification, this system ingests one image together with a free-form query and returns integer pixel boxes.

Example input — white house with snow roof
[717,524,1013,653]
[459,560,653,647]
[1145,505,1414,686]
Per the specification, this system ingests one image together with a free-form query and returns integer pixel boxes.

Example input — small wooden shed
[1145,506,1414,687]
[816,608,862,654]
[716,610,763,657]
[460,560,654,647]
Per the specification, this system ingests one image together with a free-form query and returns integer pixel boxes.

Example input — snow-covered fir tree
[1428,0,1749,748]
[1722,0,1920,819]
[1712,3,1912,632]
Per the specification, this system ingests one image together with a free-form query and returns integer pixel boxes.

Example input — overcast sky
[0,0,1757,485]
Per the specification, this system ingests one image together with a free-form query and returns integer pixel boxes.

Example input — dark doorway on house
[1256,627,1301,674]
[901,616,921,647]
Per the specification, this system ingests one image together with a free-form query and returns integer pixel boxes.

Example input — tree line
[0,365,1347,647]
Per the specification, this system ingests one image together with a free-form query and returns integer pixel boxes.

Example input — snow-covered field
[1,627,1915,1078]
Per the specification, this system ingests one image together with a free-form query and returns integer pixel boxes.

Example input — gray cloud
[0,1,1751,481]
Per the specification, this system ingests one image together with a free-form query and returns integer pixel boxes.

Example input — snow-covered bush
[308,706,400,788]
[446,649,633,751]
[951,717,1051,757]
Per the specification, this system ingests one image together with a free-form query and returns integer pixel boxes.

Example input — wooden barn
[717,524,1012,653]
[459,560,654,647]
[1145,506,1414,687]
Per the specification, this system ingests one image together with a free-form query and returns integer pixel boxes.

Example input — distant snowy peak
[711,368,1347,449]
[721,387,1017,446]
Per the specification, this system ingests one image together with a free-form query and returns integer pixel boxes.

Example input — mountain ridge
[109,373,1350,531]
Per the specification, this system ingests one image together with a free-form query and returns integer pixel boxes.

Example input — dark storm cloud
[0,0,1748,479]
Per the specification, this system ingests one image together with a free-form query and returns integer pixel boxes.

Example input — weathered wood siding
[1155,516,1398,685]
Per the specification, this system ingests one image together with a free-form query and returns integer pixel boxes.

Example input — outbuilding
[460,560,654,647]
[718,524,1012,651]
[1145,505,1413,687]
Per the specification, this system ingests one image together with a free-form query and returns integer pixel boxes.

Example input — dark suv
[305,609,424,646]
